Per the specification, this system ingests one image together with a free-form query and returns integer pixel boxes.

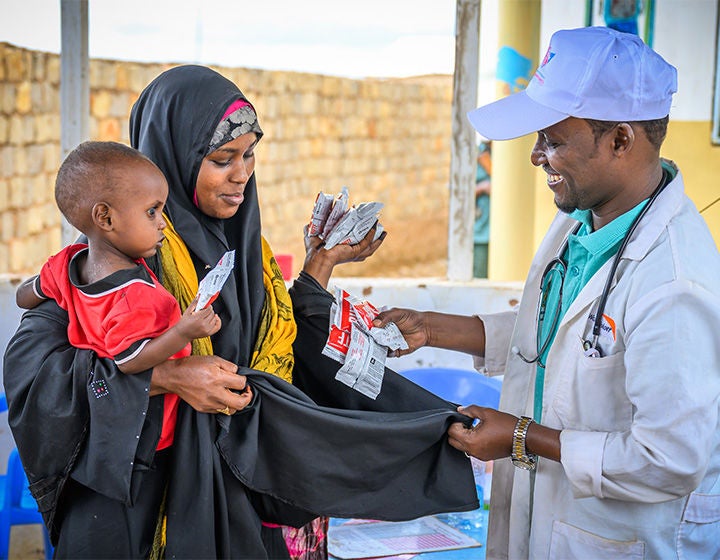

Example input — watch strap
[511,415,536,470]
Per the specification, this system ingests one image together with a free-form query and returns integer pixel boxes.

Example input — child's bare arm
[118,301,222,374]
[16,275,45,309]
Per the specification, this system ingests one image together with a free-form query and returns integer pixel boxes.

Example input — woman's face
[195,132,259,219]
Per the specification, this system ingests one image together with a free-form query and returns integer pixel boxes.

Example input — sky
[0,0,497,80]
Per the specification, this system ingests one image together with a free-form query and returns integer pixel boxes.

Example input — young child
[16,141,221,448]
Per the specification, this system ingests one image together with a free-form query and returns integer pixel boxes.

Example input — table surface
[328,508,488,560]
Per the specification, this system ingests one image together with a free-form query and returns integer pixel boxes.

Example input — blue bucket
[400,368,501,408]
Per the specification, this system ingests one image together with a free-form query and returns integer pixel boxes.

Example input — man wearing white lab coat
[374,27,720,559]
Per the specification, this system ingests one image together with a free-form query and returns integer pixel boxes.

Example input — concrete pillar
[447,0,481,281]
[60,0,89,247]
[487,0,541,281]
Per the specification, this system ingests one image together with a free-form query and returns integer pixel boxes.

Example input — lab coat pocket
[678,492,720,560]
[556,350,632,431]
[549,519,645,559]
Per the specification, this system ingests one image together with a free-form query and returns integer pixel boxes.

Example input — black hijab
[129,64,263,366]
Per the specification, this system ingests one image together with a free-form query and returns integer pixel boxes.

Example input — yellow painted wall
[664,120,720,249]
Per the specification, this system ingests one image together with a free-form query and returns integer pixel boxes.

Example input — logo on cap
[534,48,555,85]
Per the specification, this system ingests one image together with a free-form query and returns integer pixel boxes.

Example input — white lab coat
[477,167,720,559]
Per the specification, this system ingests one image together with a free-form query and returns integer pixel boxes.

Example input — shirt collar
[568,201,648,255]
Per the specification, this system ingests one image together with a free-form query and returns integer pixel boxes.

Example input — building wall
[0,42,454,280]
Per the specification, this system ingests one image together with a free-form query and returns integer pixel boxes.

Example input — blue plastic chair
[399,367,502,408]
[0,395,53,560]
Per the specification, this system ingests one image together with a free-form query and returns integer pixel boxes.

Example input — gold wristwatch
[511,416,537,470]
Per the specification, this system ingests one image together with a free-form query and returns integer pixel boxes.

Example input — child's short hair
[55,141,158,231]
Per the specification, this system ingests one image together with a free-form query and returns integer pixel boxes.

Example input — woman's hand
[150,355,253,415]
[302,223,386,289]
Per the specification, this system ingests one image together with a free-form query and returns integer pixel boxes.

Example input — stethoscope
[513,171,670,367]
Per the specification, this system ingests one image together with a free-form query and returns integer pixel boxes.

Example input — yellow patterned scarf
[150,215,297,556]
[251,237,296,382]
[157,214,296,378]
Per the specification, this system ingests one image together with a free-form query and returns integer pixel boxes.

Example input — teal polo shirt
[532,201,648,422]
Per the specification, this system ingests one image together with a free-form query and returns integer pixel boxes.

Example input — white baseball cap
[468,26,678,140]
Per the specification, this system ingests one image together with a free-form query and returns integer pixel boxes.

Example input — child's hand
[177,297,222,339]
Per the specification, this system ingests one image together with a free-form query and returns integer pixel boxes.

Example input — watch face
[512,458,536,471]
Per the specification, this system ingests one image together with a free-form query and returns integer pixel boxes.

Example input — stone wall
[0,42,453,280]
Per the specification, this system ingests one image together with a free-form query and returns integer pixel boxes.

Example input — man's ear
[612,123,635,155]
[92,202,113,230]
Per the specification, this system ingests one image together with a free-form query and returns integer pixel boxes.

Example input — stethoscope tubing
[515,173,669,365]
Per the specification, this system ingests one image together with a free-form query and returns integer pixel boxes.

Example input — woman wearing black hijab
[4,65,478,559]
[129,65,346,559]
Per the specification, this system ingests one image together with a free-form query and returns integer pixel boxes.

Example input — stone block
[97,118,121,142]
[12,209,28,239]
[340,79,360,97]
[25,145,45,176]
[90,60,117,90]
[9,177,31,208]
[264,118,281,139]
[125,64,145,93]
[5,49,29,82]
[91,90,113,119]
[111,92,131,119]
[47,226,62,255]
[44,201,61,229]
[0,147,12,179]
[284,117,304,140]
[116,64,130,90]
[46,55,61,85]
[299,92,319,115]
[9,234,35,273]
[31,82,48,111]
[0,179,7,213]
[12,146,27,176]
[9,115,34,144]
[31,51,46,82]
[23,207,42,235]
[35,113,58,144]
[89,116,99,139]
[258,162,275,184]
[31,174,50,205]
[1,83,16,115]
[0,208,12,241]
[15,81,31,114]
[0,243,7,273]
[321,76,341,98]
[44,143,61,173]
